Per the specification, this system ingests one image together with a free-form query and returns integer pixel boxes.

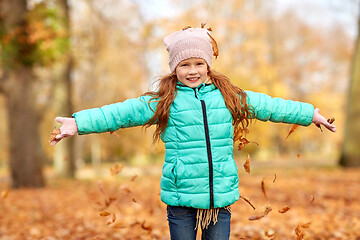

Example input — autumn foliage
[1,165,359,239]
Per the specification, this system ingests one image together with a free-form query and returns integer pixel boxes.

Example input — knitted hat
[164,27,214,72]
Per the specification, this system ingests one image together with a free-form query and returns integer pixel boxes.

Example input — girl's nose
[189,66,197,74]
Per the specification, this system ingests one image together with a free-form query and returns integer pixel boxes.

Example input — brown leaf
[107,213,116,225]
[272,174,277,183]
[261,179,267,200]
[301,222,312,228]
[327,118,335,124]
[182,26,191,30]
[243,152,251,174]
[240,196,256,210]
[48,129,61,142]
[1,189,9,199]
[238,138,250,151]
[130,175,138,181]
[286,124,299,139]
[207,32,219,59]
[249,205,272,221]
[310,195,315,203]
[278,206,290,213]
[200,22,206,28]
[295,225,305,240]
[110,164,123,176]
[100,211,110,217]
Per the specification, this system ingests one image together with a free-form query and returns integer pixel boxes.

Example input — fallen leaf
[286,124,300,139]
[278,206,290,213]
[240,196,256,210]
[1,189,9,199]
[295,225,305,240]
[100,211,110,217]
[310,195,315,203]
[243,152,251,174]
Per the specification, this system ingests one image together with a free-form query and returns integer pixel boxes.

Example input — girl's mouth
[187,77,200,82]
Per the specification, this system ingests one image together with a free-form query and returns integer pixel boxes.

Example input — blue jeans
[167,205,231,240]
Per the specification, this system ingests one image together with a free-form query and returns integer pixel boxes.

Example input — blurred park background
[1,0,360,239]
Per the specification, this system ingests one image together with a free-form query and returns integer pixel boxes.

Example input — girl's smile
[175,58,208,88]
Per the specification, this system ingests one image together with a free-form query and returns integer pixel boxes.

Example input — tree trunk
[53,0,76,178]
[0,0,45,187]
[6,68,45,188]
[339,5,360,167]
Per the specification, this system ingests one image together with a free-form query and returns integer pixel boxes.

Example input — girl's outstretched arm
[50,117,78,146]
[312,108,336,132]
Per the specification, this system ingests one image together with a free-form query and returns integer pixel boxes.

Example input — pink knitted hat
[164,27,214,72]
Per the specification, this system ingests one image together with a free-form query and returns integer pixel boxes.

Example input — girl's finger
[55,117,65,124]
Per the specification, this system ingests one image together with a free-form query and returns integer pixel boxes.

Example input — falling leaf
[110,164,123,176]
[48,129,61,142]
[261,179,267,200]
[130,175,138,182]
[249,205,272,221]
[1,190,9,199]
[301,222,312,228]
[327,118,335,124]
[238,138,250,151]
[278,206,290,213]
[297,154,301,158]
[243,152,251,174]
[310,195,315,203]
[316,124,323,132]
[240,196,256,210]
[100,211,110,217]
[132,198,137,203]
[286,124,300,139]
[272,174,277,183]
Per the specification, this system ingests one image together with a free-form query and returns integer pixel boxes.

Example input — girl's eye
[180,63,188,67]
[197,62,205,65]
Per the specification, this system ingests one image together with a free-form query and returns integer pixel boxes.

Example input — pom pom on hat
[164,27,216,72]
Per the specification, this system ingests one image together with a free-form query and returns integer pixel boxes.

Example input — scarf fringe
[195,206,231,230]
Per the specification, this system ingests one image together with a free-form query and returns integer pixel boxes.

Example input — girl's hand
[312,108,336,132]
[50,117,78,146]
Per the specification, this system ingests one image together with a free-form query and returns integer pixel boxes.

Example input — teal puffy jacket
[73,83,314,209]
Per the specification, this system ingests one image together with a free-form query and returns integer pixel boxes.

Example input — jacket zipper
[193,88,214,209]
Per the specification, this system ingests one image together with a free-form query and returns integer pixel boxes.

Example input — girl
[50,26,336,240]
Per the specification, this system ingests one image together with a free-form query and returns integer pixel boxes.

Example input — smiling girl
[50,26,335,240]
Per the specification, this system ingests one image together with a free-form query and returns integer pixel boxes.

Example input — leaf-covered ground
[0,166,359,240]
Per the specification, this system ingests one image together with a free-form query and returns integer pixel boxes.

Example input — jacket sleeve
[245,90,314,126]
[72,95,156,135]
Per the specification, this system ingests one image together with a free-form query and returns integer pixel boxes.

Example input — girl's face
[175,58,208,88]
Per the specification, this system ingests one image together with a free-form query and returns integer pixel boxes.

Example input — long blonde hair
[143,69,254,142]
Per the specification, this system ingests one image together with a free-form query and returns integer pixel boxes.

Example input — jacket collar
[176,81,216,95]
